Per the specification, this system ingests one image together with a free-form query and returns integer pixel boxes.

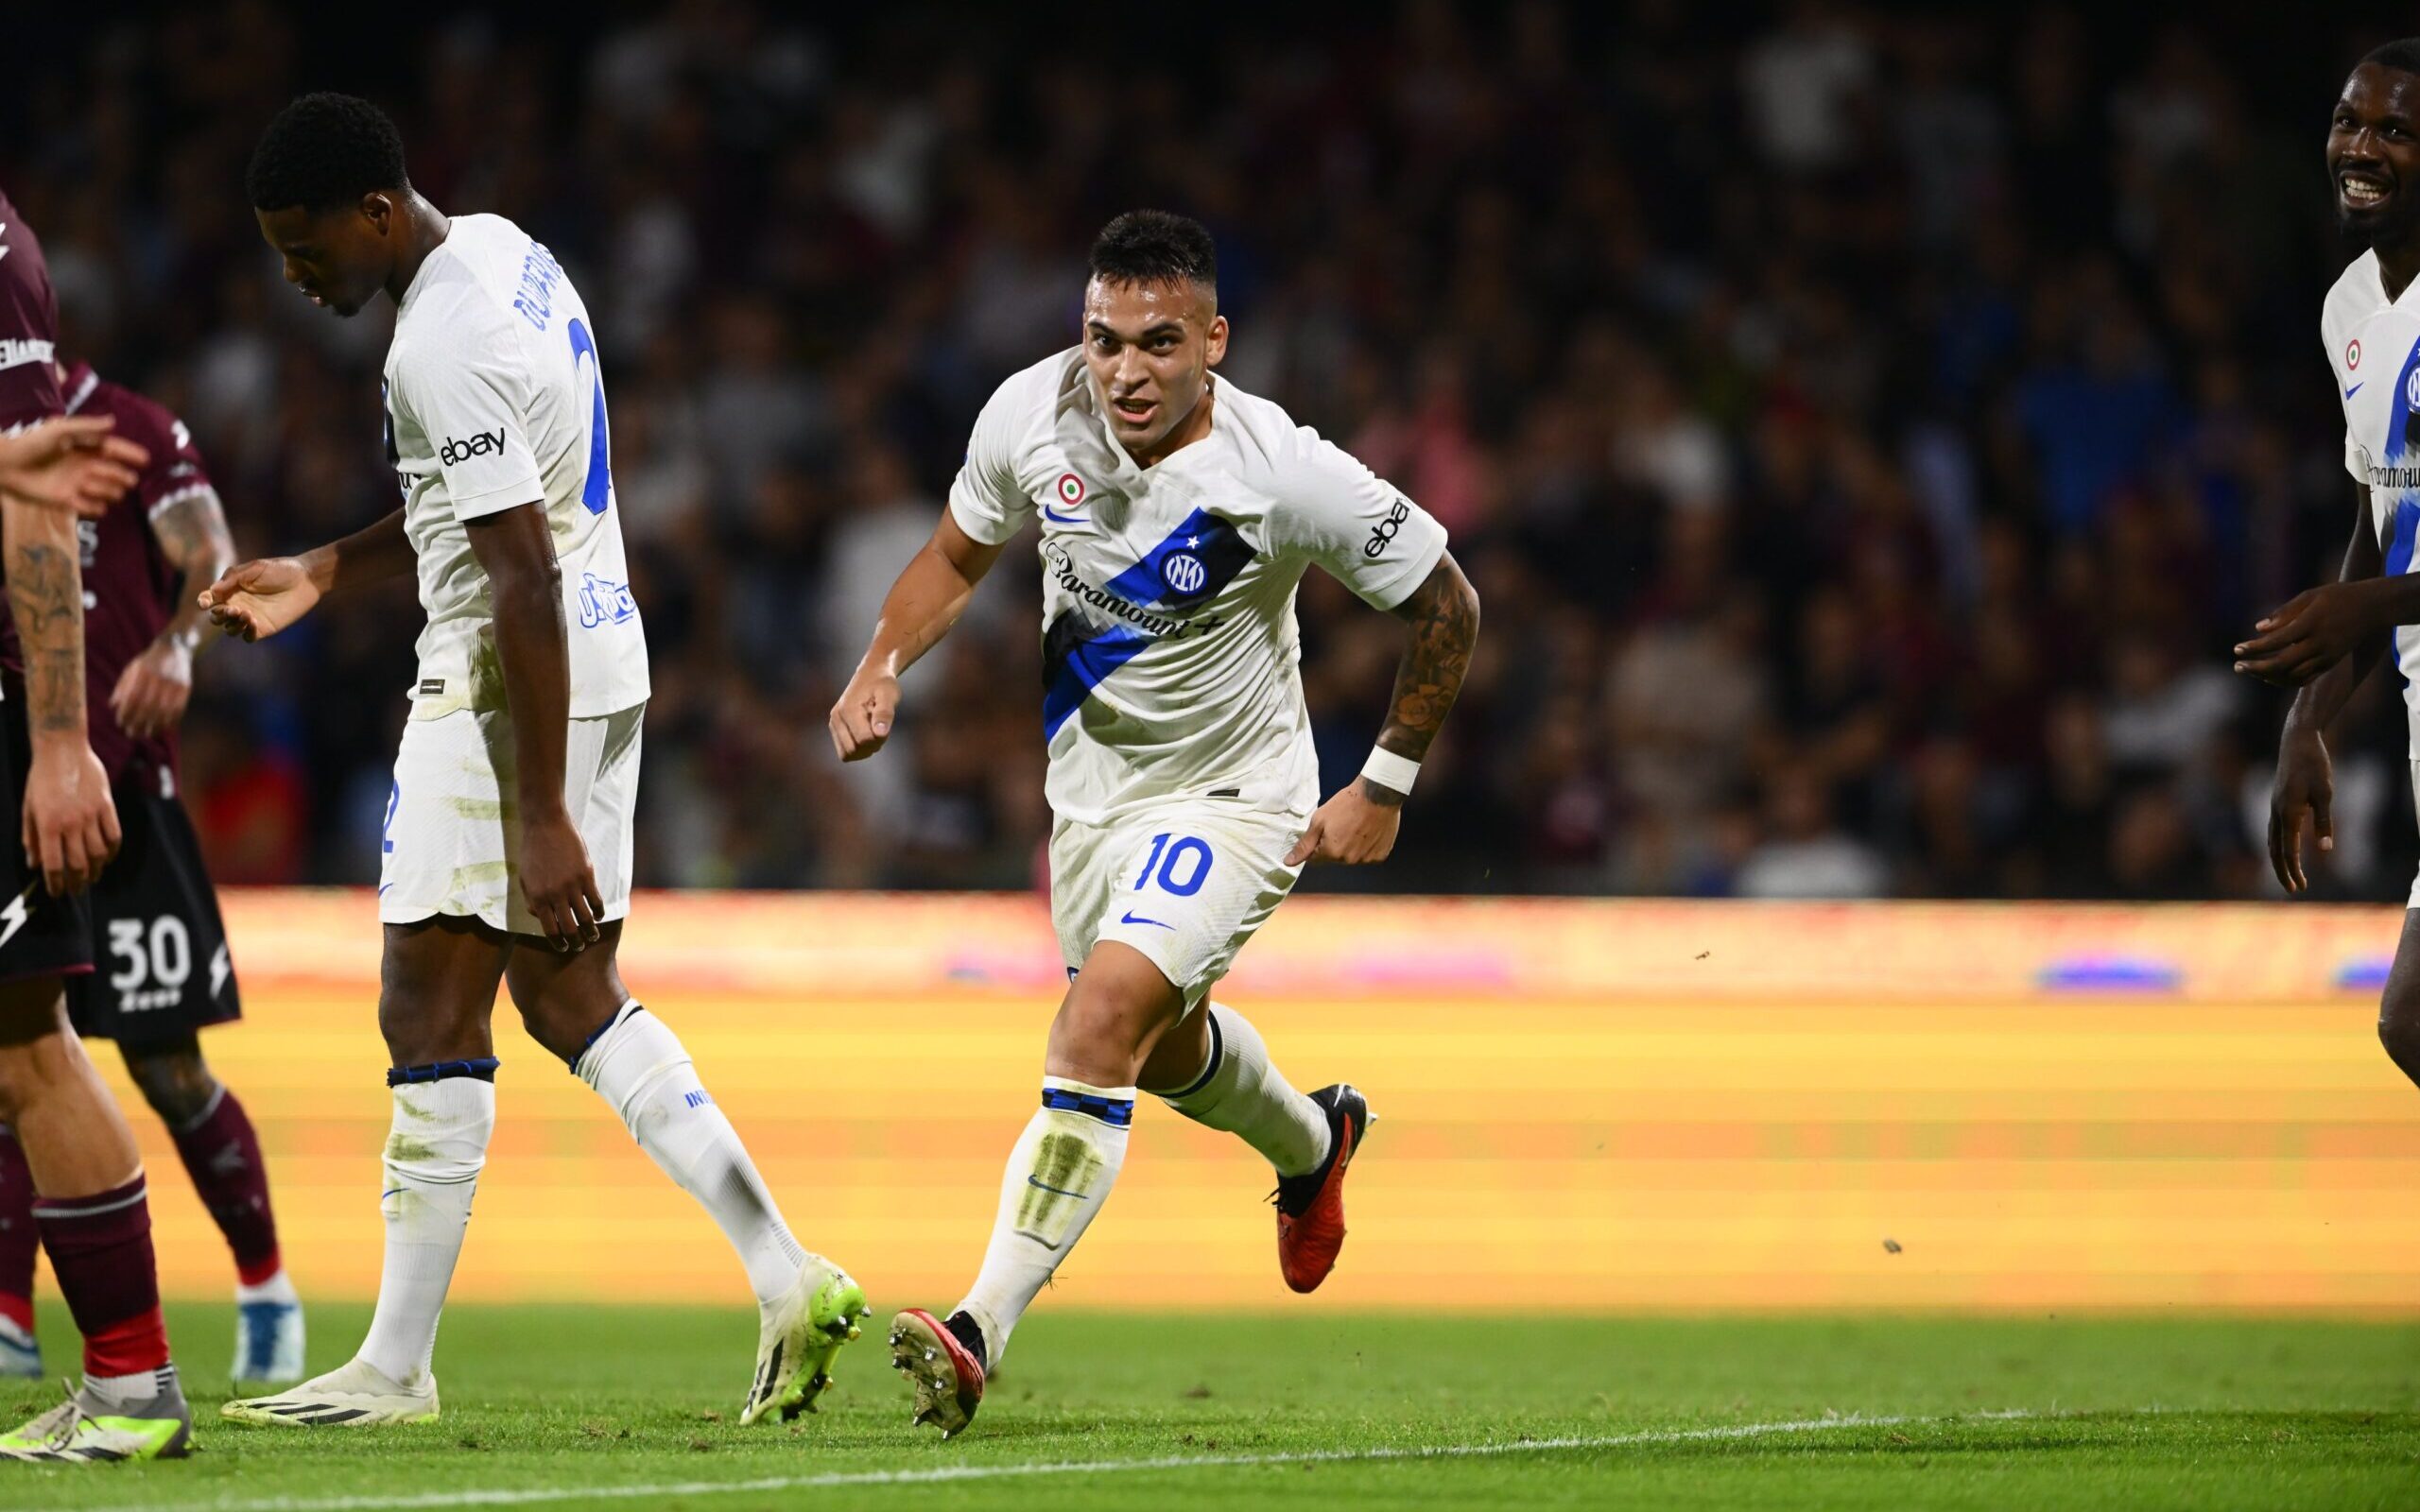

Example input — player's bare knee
[0,978,66,1052]
[379,919,505,1065]
[1049,949,1184,1083]
[504,926,627,1064]
[122,1039,219,1126]
[0,980,73,1119]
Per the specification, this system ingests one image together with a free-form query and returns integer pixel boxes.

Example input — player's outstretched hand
[2234,580,2388,687]
[0,415,147,518]
[111,635,195,740]
[21,741,120,897]
[200,557,320,643]
[520,813,603,953]
[2268,724,2334,895]
[829,665,900,762]
[1286,782,1403,868]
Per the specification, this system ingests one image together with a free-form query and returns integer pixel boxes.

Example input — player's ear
[1205,313,1229,369]
[360,191,393,236]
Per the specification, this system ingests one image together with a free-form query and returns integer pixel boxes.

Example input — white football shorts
[379,702,643,936]
[1050,799,1304,1006]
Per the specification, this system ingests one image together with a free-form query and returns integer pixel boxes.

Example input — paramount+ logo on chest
[1364,497,1410,558]
[440,428,508,467]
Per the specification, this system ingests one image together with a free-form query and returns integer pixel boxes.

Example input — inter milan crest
[1162,552,1208,596]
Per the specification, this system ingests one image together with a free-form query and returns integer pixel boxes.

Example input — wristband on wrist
[1360,746,1421,798]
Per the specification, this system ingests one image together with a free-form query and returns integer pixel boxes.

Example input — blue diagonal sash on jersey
[1101,509,1253,608]
[1042,620,1150,740]
[1041,510,1254,739]
[2384,335,2420,680]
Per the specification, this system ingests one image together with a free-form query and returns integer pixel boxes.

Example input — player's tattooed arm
[1365,551,1481,807]
[112,485,240,739]
[2,494,118,894]
[2,499,88,736]
[150,485,238,648]
[1286,550,1480,868]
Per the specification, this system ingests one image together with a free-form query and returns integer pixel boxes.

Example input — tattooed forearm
[3,504,86,735]
[151,487,237,645]
[1366,552,1480,806]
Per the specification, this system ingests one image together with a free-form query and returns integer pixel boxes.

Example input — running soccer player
[0,192,194,1463]
[2239,40,2420,1101]
[0,355,302,1388]
[208,94,866,1428]
[833,211,1480,1436]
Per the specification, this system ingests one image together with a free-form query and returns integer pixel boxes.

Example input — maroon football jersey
[0,190,62,706]
[0,189,60,433]
[47,365,205,783]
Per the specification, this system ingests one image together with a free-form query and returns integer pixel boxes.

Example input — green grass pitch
[6,1302,2415,1510]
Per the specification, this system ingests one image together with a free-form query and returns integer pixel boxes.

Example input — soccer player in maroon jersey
[0,357,302,1388]
[0,192,192,1461]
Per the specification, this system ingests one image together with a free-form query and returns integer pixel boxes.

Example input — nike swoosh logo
[1042,507,1085,524]
[1026,1175,1087,1198]
[2347,383,2364,399]
[380,1189,405,1199]
[1120,910,1174,929]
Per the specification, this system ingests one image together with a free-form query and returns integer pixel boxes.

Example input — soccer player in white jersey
[201,94,867,1429]
[832,211,1481,1435]
[2238,42,2420,1102]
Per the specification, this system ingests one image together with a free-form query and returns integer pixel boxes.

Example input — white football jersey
[382,214,649,721]
[951,349,1448,824]
[2323,248,2420,755]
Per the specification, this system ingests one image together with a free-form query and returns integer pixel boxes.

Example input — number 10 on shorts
[1135,833,1213,896]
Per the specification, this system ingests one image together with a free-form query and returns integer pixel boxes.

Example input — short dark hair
[1088,210,1218,294]
[247,93,409,213]
[2363,38,2420,77]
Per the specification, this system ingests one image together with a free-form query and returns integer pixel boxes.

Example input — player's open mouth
[1112,398,1157,425]
[2341,170,2392,210]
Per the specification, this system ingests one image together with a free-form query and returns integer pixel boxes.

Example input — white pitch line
[73,1409,2044,1512]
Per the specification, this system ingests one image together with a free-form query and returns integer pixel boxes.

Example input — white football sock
[954,1078,1133,1367]
[1150,1002,1329,1177]
[577,1003,806,1314]
[83,1363,178,1411]
[234,1268,298,1305]
[356,1071,493,1385]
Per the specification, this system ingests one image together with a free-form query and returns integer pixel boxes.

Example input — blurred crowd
[4,0,2414,899]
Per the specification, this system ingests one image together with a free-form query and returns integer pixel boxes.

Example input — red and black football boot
[1273,1084,1373,1294]
[889,1308,986,1437]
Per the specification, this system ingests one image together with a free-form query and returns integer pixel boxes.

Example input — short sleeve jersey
[0,190,60,436]
[0,192,63,696]
[2323,248,2420,756]
[951,349,1447,823]
[382,215,648,720]
[56,363,206,782]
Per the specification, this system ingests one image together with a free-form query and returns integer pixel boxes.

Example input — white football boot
[0,1314,39,1380]
[233,1274,306,1383]
[222,1355,437,1427]
[740,1253,870,1425]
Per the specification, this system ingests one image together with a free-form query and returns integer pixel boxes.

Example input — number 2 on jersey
[1135,833,1213,897]
[566,317,613,515]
